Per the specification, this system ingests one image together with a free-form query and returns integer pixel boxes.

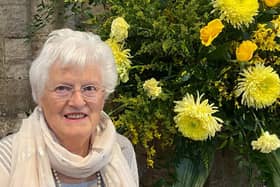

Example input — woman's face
[39,62,105,143]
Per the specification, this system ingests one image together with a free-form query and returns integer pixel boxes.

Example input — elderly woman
[0,28,138,187]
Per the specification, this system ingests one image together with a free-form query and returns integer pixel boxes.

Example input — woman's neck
[56,129,96,157]
[60,136,92,157]
[63,141,90,157]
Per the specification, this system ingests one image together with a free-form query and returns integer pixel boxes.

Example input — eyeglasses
[49,84,105,101]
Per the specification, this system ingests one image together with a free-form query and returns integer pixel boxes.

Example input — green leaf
[171,157,212,187]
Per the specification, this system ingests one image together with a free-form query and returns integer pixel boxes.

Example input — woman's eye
[55,85,72,93]
[83,85,97,92]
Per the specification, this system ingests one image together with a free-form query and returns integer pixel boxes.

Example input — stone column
[0,0,33,137]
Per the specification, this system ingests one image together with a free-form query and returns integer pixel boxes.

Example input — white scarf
[9,107,138,187]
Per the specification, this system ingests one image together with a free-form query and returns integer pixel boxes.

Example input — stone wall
[0,0,53,137]
[0,0,31,136]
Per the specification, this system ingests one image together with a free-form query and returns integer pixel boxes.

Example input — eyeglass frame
[46,83,106,101]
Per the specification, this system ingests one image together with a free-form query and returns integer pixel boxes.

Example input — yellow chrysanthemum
[174,93,223,141]
[110,17,130,42]
[251,131,280,153]
[143,78,162,99]
[200,19,224,46]
[212,0,259,29]
[263,0,280,7]
[253,23,280,51]
[235,64,280,109]
[236,40,258,62]
[106,39,132,83]
[271,15,280,37]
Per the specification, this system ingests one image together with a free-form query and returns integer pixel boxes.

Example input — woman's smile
[64,112,88,120]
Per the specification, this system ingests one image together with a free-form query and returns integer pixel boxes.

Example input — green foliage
[171,158,211,187]
[27,0,56,36]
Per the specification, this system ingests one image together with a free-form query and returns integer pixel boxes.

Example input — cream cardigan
[0,132,138,186]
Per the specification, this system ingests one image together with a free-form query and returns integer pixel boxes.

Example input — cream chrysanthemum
[143,78,162,99]
[235,64,280,109]
[174,93,223,141]
[212,0,259,29]
[251,131,280,153]
[106,39,132,83]
[110,17,130,42]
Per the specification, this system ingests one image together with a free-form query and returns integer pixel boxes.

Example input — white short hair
[29,28,118,103]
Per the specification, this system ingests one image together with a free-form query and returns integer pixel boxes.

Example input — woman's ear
[37,98,41,107]
[37,95,43,109]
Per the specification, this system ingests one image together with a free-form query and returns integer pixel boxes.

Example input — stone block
[0,79,8,95]
[0,38,4,76]
[5,93,32,115]
[30,34,48,57]
[4,38,31,62]
[0,118,20,138]
[0,6,6,35]
[0,79,32,117]
[0,5,29,37]
[0,0,28,5]
[5,62,30,80]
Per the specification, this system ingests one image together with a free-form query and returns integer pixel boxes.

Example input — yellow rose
[236,40,257,62]
[110,17,130,42]
[200,19,224,47]
[263,0,280,7]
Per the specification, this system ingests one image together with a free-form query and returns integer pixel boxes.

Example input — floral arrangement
[33,0,280,186]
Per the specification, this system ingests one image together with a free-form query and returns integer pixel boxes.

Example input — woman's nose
[68,90,86,107]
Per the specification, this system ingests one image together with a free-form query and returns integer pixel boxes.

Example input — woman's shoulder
[116,133,139,185]
[116,133,136,164]
[0,134,15,174]
[116,133,134,152]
